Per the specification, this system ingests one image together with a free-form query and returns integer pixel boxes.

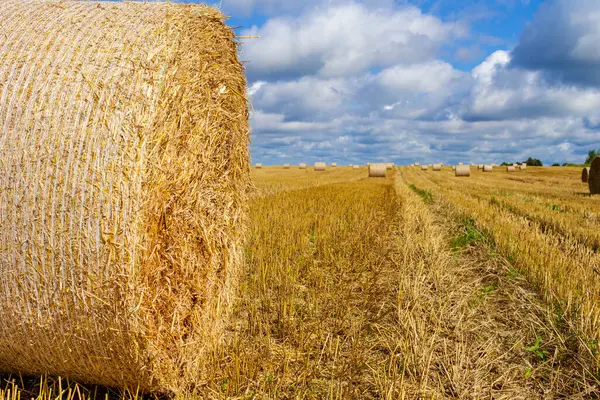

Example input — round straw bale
[283,163,290,169]
[432,164,442,171]
[255,163,263,168]
[589,157,600,194]
[478,164,484,170]
[415,162,420,166]
[452,166,456,170]
[353,164,359,169]
[455,165,470,177]
[582,167,590,182]
[483,165,493,172]
[421,165,428,171]
[458,162,464,166]
[369,163,387,177]
[507,166,516,172]
[386,163,394,170]
[299,163,307,169]
[314,162,326,171]
[0,0,249,393]
[331,162,337,167]
[520,163,527,170]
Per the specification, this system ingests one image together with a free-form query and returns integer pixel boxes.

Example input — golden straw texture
[368,163,386,177]
[314,162,326,171]
[590,157,600,194]
[455,165,470,176]
[0,0,249,393]
[582,167,590,183]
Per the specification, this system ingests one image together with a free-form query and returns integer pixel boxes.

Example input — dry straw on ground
[368,163,387,177]
[589,157,600,194]
[455,165,470,177]
[483,165,493,172]
[299,163,307,169]
[507,166,516,172]
[314,162,326,171]
[432,164,442,171]
[582,167,590,183]
[0,0,249,394]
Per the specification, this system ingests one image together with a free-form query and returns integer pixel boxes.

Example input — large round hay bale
[314,162,326,171]
[507,166,516,172]
[368,163,387,177]
[589,157,600,194]
[582,167,591,182]
[455,165,470,177]
[0,0,249,393]
[483,165,493,172]
[432,164,442,171]
[299,163,307,169]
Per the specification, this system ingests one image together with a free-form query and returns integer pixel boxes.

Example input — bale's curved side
[590,157,600,194]
[314,162,326,171]
[483,165,493,172]
[368,163,387,177]
[507,166,516,172]
[0,0,249,393]
[432,164,442,171]
[455,165,470,177]
[582,167,590,183]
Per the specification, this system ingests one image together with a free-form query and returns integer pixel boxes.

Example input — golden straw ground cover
[401,166,600,374]
[2,167,599,398]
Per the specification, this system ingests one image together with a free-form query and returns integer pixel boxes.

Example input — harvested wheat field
[3,165,600,399]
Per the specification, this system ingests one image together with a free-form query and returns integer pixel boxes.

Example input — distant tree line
[498,148,599,167]
[500,157,543,167]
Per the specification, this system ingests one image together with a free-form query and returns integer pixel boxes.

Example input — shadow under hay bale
[0,0,249,394]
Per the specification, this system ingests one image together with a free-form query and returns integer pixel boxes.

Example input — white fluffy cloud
[241,3,467,80]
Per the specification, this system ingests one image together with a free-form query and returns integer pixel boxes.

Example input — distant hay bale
[589,157,600,194]
[452,166,456,171]
[299,163,307,169]
[483,165,493,172]
[520,163,527,170]
[331,162,337,167]
[314,162,326,171]
[507,166,516,172]
[256,163,263,169]
[582,167,590,182]
[386,163,394,170]
[455,165,471,177]
[369,163,387,177]
[283,164,291,169]
[477,164,484,170]
[458,162,464,166]
[492,163,497,167]
[432,164,442,171]
[415,162,420,166]
[421,165,428,171]
[0,0,250,393]
[353,165,359,169]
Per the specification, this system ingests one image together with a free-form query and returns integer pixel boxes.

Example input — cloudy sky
[213,0,600,165]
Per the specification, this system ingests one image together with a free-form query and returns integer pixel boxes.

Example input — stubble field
[2,165,600,399]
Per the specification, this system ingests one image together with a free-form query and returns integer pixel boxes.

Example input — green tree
[524,157,543,167]
[585,149,599,165]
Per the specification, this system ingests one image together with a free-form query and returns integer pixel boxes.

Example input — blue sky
[209,0,599,165]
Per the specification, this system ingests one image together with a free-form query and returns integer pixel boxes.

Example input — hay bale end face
[368,163,387,177]
[455,165,470,177]
[299,163,307,169]
[582,167,590,183]
[432,164,442,171]
[589,157,600,194]
[483,165,493,172]
[0,0,250,393]
[314,162,326,171]
[507,166,516,172]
